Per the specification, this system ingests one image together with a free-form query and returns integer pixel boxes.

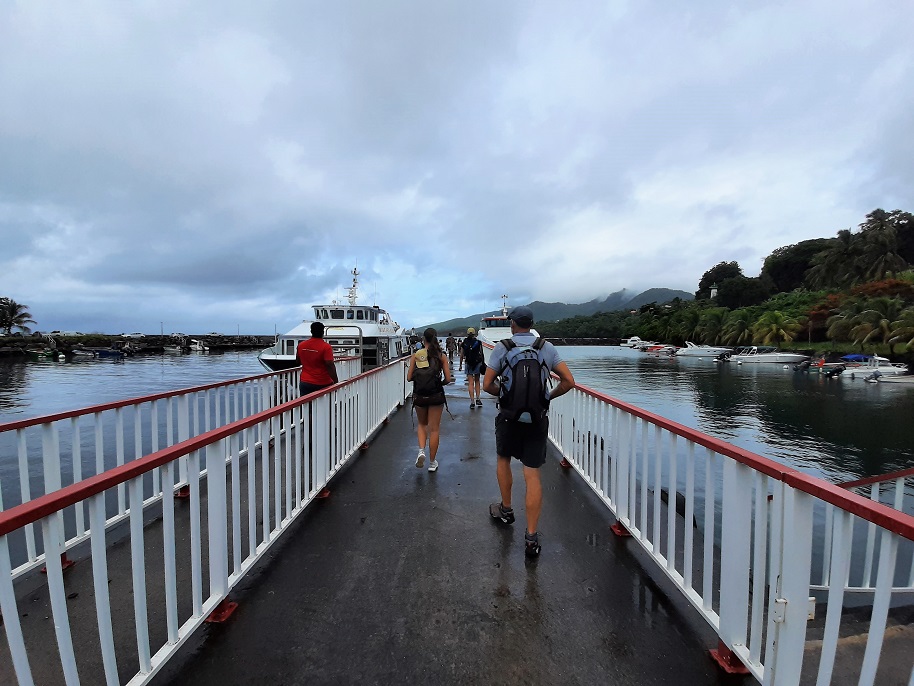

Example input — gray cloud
[1,1,912,333]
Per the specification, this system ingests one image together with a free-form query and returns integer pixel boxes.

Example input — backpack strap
[533,337,546,350]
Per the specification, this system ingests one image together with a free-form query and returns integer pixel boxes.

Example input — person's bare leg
[416,407,428,450]
[522,465,542,534]
[427,405,443,461]
[496,456,513,508]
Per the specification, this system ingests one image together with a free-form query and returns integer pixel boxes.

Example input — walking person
[407,327,452,472]
[445,332,457,362]
[482,306,575,557]
[462,328,485,409]
[295,322,339,395]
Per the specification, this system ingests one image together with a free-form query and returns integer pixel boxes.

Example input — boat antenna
[501,294,509,316]
[348,267,360,306]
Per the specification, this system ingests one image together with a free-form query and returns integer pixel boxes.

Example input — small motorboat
[675,341,732,358]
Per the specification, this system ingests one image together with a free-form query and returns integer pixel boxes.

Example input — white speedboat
[727,346,809,364]
[258,268,409,372]
[621,336,653,348]
[476,296,540,364]
[675,341,732,358]
[842,354,908,378]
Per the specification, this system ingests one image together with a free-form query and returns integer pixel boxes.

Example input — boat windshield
[484,318,510,328]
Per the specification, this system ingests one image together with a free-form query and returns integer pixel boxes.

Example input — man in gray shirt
[482,306,575,557]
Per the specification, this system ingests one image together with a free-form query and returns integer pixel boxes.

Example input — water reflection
[560,346,914,483]
[0,361,30,413]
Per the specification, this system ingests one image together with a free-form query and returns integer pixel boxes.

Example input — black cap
[508,306,534,327]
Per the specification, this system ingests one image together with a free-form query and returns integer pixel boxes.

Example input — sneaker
[489,502,515,525]
[470,402,476,410]
[475,399,483,406]
[428,460,439,472]
[415,450,425,468]
[525,532,541,557]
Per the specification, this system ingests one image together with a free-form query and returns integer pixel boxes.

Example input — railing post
[206,440,229,599]
[712,458,752,674]
[763,486,814,685]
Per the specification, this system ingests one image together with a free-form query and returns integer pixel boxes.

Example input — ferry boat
[258,268,410,372]
[476,295,540,364]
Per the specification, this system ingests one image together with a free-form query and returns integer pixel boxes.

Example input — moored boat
[675,341,732,358]
[258,268,409,372]
[842,354,908,379]
[726,346,808,364]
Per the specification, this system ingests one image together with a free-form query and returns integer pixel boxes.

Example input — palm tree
[752,311,802,345]
[674,308,702,344]
[697,308,728,345]
[806,229,864,289]
[0,298,36,335]
[851,297,905,353]
[721,309,754,346]
[859,209,909,281]
[888,308,914,350]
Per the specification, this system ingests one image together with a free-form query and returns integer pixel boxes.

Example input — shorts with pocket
[495,413,548,468]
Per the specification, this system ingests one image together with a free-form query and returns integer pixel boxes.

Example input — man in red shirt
[296,322,339,395]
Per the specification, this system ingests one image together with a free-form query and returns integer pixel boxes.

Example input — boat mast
[501,294,509,316]
[348,267,360,306]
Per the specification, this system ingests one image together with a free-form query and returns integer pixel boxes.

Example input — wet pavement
[153,382,747,686]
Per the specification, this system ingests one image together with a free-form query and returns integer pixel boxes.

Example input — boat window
[356,309,365,320]
[330,309,344,319]
[285,340,296,355]
[370,310,377,321]
[346,309,354,320]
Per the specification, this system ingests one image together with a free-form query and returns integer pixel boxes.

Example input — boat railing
[0,357,411,686]
[0,358,362,580]
[550,384,914,683]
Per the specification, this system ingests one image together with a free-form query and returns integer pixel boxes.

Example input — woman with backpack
[407,327,452,472]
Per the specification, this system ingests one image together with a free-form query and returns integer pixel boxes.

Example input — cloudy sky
[1,1,912,335]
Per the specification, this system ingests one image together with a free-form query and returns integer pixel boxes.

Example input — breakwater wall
[0,334,276,357]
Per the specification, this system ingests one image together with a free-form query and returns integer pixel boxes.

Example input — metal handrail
[0,357,411,686]
[0,358,362,579]
[548,383,914,684]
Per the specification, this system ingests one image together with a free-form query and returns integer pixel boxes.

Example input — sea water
[2,347,912,485]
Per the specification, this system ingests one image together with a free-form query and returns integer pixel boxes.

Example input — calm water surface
[2,347,912,484]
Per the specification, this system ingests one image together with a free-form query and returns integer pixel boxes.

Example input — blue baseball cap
[508,306,534,327]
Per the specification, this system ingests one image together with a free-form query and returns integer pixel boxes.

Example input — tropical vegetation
[537,209,914,359]
[0,297,36,335]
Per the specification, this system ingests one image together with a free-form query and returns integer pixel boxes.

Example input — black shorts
[495,414,549,468]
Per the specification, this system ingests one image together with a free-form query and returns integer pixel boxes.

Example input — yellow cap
[415,349,429,368]
[467,328,475,335]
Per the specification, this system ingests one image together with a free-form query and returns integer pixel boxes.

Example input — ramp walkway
[151,393,736,685]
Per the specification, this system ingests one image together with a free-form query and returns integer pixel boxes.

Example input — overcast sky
[2,1,912,335]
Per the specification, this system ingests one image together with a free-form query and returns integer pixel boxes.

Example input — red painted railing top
[837,466,914,490]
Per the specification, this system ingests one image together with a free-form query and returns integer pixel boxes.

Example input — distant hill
[423,288,692,333]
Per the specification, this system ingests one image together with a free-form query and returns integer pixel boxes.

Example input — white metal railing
[0,358,362,580]
[548,384,914,685]
[0,357,409,686]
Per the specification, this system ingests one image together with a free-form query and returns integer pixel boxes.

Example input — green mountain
[423,288,692,333]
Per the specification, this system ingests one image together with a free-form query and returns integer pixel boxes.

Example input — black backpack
[497,337,550,423]
[463,338,483,366]
[412,354,443,396]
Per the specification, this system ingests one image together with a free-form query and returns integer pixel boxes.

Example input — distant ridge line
[424,287,692,333]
